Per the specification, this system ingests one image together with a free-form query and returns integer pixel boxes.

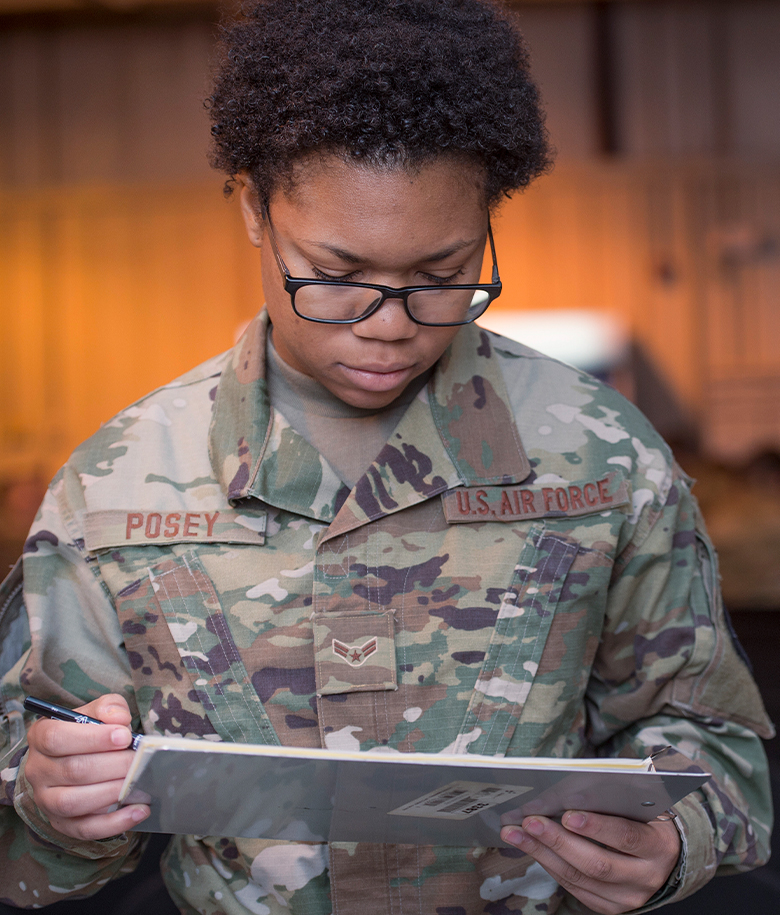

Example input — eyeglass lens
[292,284,491,325]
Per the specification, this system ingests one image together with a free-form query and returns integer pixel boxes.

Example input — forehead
[275,153,486,211]
[267,154,489,252]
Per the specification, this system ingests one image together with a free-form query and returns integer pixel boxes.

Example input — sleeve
[0,476,147,908]
[585,464,775,909]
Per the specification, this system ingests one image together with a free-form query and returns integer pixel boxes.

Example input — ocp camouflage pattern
[0,311,773,914]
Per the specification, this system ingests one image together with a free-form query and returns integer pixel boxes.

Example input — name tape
[84,508,267,551]
[442,472,630,524]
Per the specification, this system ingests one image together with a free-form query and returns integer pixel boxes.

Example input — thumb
[76,693,133,727]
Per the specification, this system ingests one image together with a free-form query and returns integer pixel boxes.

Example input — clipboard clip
[649,745,673,762]
[644,745,675,772]
[648,747,682,822]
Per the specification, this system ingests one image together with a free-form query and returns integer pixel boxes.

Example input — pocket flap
[312,609,397,696]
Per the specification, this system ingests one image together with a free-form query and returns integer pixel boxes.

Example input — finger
[31,748,136,788]
[510,816,636,879]
[500,823,620,913]
[38,777,132,822]
[29,718,133,759]
[49,804,150,842]
[562,810,680,866]
[500,818,653,913]
[502,817,629,885]
[76,694,133,727]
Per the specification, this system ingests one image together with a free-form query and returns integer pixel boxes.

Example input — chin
[336,387,401,409]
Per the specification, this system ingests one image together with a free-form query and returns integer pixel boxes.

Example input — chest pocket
[115,551,280,746]
[459,525,579,756]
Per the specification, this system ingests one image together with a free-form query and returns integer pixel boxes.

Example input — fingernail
[525,819,544,836]
[111,727,130,747]
[503,827,524,845]
[130,807,149,823]
[566,812,587,830]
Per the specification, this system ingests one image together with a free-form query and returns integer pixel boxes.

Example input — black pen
[23,696,144,751]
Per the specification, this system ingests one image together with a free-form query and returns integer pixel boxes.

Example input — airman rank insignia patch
[332,637,378,667]
[313,609,397,695]
[442,471,630,523]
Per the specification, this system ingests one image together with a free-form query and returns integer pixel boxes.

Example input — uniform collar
[209,310,530,524]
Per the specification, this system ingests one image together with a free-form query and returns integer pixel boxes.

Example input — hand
[500,810,681,915]
[24,694,150,841]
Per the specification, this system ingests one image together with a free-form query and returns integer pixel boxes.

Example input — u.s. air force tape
[441,471,631,523]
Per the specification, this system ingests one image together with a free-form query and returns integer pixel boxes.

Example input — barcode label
[389,780,532,820]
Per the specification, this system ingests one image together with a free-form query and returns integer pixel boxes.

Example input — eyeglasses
[262,207,502,327]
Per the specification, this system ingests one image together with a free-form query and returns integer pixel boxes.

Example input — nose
[351,295,418,341]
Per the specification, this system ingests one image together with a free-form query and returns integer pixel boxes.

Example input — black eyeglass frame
[262,205,502,327]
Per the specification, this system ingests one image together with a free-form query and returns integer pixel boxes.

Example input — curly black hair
[207,0,552,207]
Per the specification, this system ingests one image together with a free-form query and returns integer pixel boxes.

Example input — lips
[347,361,413,375]
[339,362,416,393]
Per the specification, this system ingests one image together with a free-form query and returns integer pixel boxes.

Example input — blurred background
[0,0,778,911]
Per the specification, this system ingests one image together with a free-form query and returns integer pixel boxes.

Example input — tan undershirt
[266,333,431,489]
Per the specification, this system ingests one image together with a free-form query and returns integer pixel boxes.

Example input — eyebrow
[303,237,480,265]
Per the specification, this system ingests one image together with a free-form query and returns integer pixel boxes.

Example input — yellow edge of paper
[127,735,655,774]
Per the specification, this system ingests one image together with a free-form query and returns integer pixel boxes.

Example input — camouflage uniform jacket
[0,311,773,914]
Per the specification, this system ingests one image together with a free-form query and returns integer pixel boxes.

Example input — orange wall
[0,181,259,479]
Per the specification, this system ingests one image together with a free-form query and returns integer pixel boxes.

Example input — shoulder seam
[93,351,229,428]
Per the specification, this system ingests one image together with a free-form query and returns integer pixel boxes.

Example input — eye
[419,269,467,286]
[311,266,363,283]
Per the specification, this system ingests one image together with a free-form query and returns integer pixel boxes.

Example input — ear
[237,173,264,248]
